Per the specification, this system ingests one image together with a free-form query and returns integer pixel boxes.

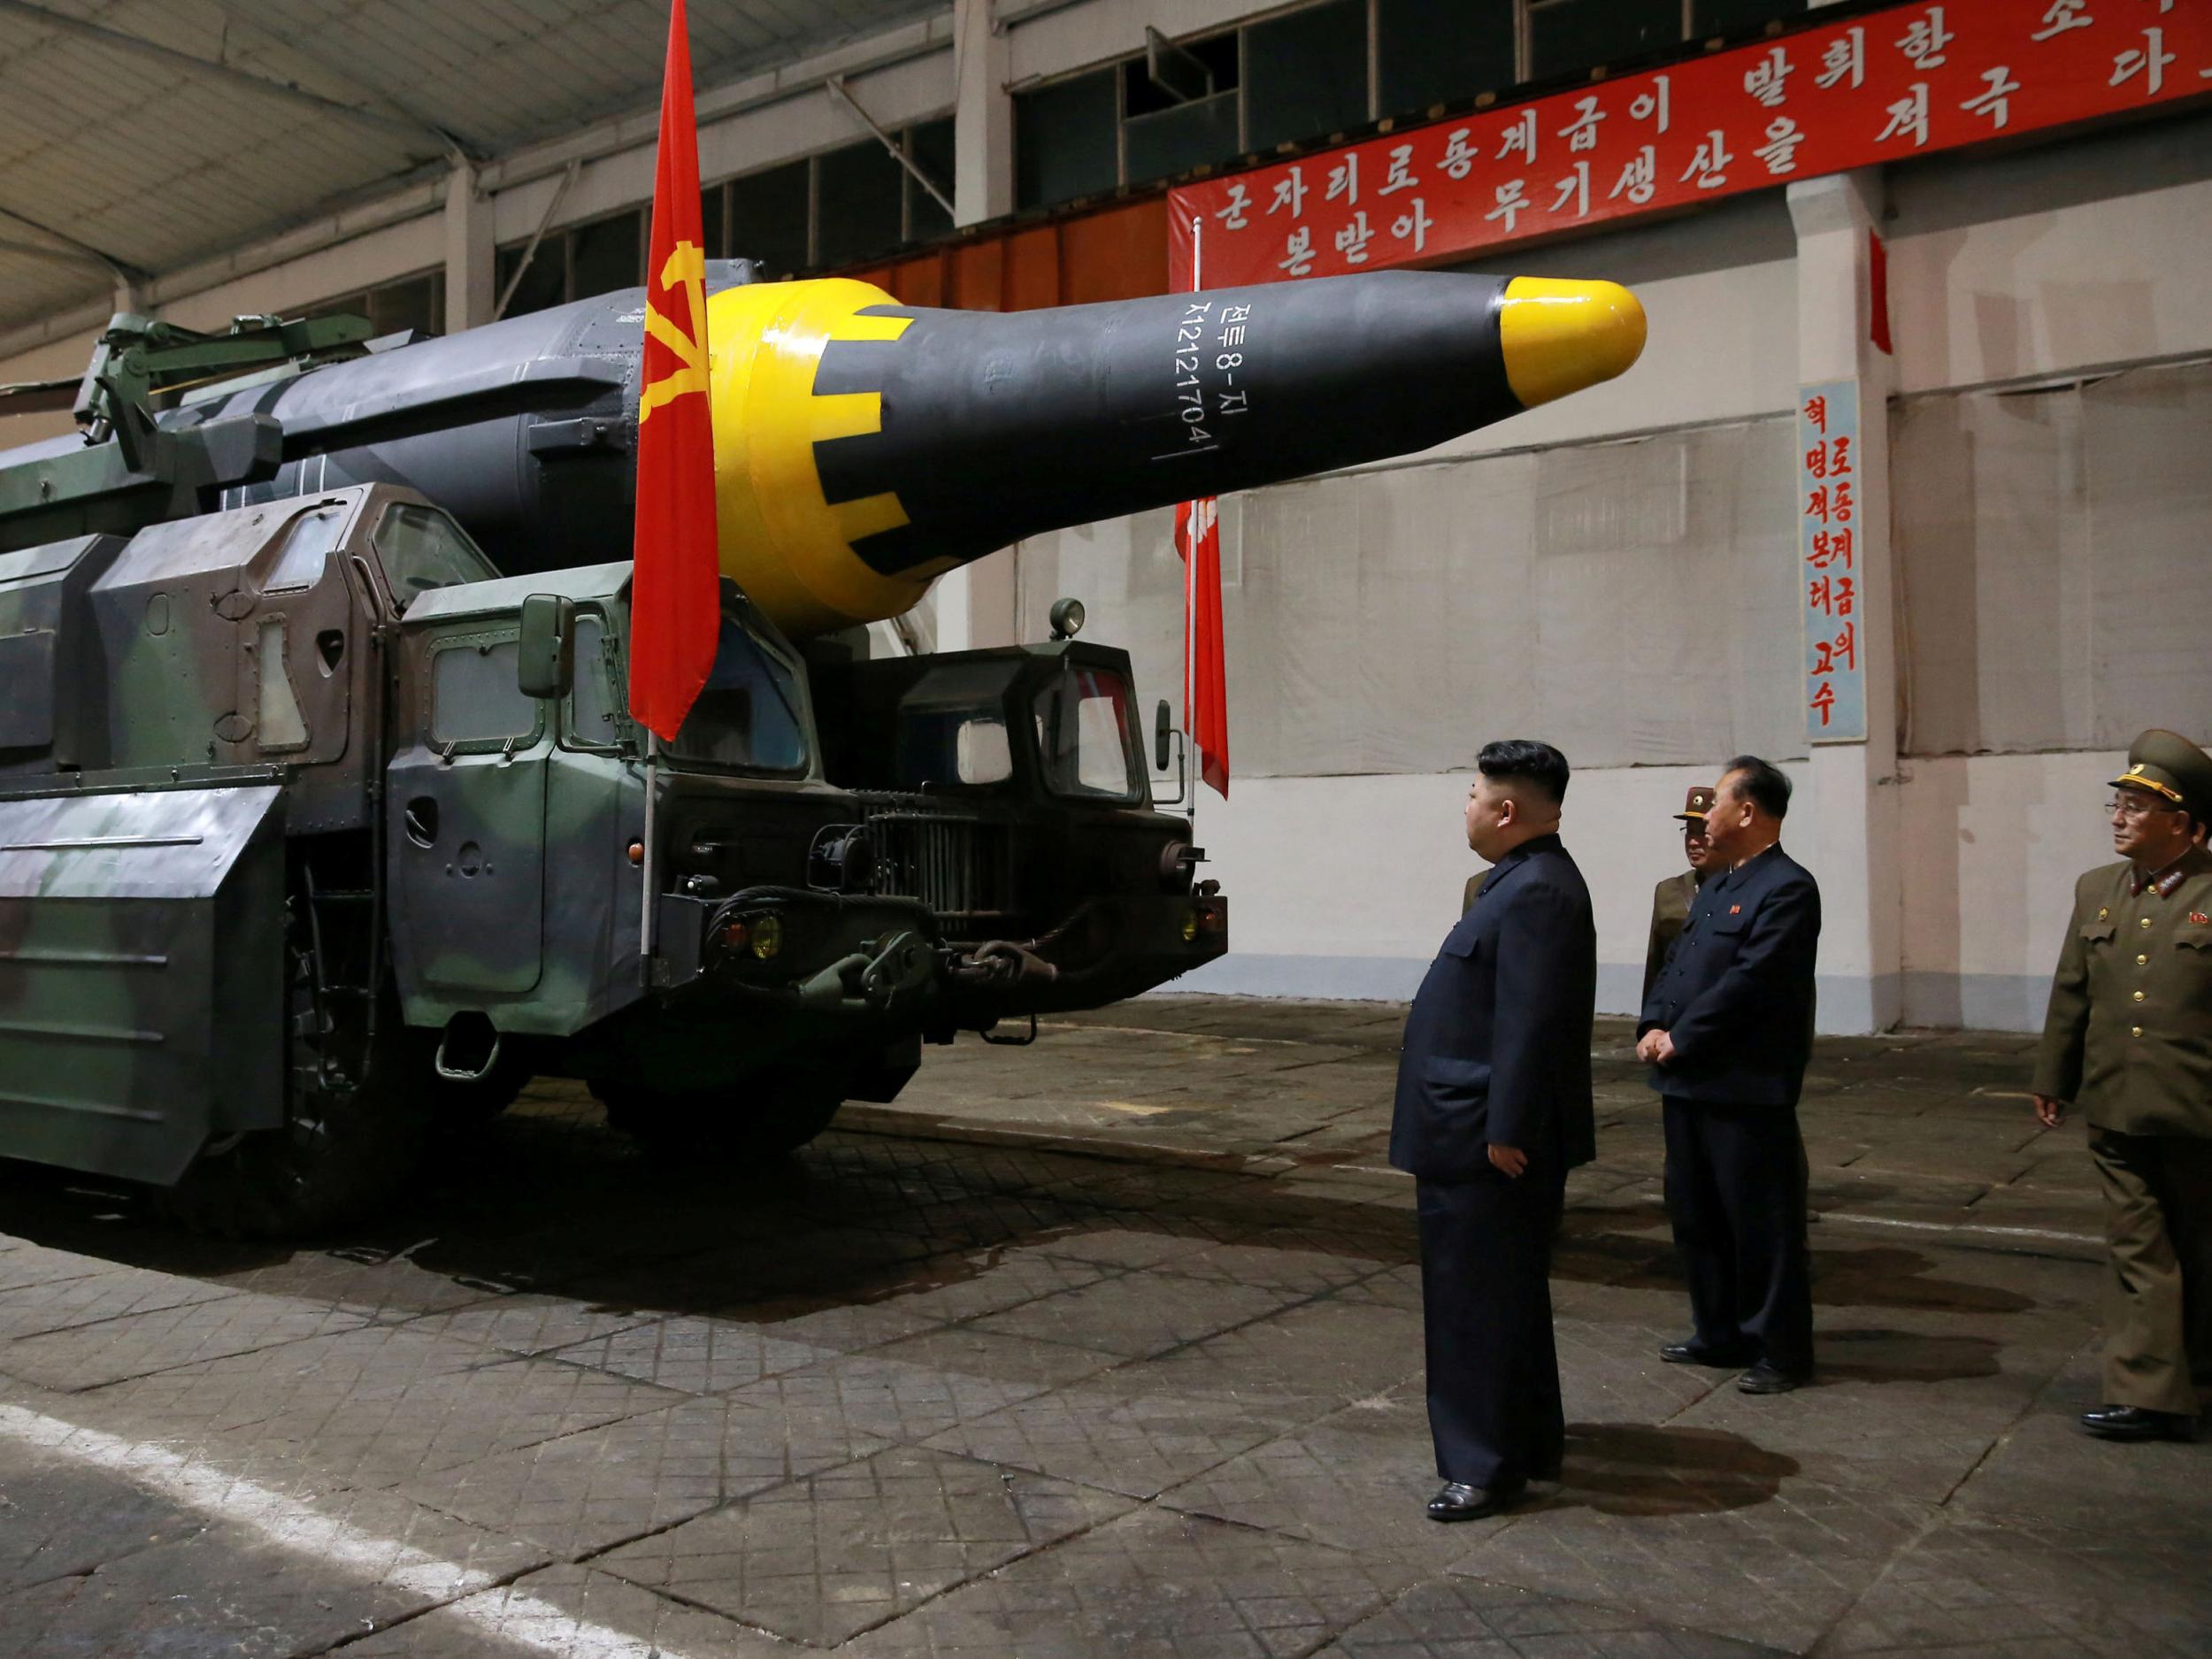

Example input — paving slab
[347,1563,802,1657]
[0,1286,371,1393]
[597,1443,1136,1645]
[0,1444,545,1658]
[1447,1479,1938,1654]
[85,1322,692,1491]
[1816,1512,2212,1657]
[968,1265,1305,1358]
[0,1263,235,1345]
[840,1505,1422,1659]
[919,1359,1338,1500]
[391,1393,893,1559]
[535,1316,841,1396]
[722,1326,1119,1445]
[1319,1573,1788,1658]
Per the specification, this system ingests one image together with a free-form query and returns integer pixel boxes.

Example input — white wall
[1895,752,2127,1032]
[1887,115,2212,395]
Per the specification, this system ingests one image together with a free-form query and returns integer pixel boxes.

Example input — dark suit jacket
[1391,834,1598,1180]
[1639,844,1822,1107]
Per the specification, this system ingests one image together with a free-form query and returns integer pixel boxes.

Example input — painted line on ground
[0,1402,705,1659]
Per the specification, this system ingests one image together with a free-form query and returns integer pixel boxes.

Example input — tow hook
[949,940,1060,987]
[795,928,935,1012]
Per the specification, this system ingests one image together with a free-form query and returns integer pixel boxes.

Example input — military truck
[0,265,1641,1234]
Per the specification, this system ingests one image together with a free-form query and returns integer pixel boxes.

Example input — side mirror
[517,593,576,699]
[1154,699,1172,772]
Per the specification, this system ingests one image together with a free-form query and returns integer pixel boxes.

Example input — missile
[706,272,1645,634]
[0,268,1642,639]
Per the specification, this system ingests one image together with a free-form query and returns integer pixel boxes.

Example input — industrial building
[4,0,2207,1043]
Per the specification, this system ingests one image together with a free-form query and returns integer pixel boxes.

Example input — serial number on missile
[1168,300,1256,456]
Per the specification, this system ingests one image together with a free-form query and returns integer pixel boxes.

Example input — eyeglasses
[2107,796,2183,820]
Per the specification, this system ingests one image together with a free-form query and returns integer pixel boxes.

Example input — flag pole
[1185,212,1202,832]
[639,726,659,986]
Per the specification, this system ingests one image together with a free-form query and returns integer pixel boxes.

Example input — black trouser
[1416,1166,1567,1488]
[1662,1096,1814,1374]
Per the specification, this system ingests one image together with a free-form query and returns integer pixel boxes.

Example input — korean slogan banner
[1170,1,2212,289]
[1799,380,1864,745]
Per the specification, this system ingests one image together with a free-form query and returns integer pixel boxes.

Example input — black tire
[163,905,425,1240]
[596,1075,841,1163]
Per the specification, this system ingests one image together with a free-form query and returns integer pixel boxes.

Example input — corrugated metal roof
[0,0,948,334]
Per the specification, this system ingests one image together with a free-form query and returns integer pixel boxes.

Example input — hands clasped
[1635,1028,1676,1066]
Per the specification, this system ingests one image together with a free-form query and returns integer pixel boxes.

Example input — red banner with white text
[1170,1,2212,289]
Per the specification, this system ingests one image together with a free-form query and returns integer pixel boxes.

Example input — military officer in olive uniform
[2032,729,2212,1442]
[1644,786,1719,1003]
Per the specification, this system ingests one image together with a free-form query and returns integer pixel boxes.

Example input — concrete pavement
[0,998,2205,1657]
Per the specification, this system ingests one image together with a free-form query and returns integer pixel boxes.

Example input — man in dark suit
[1392,739,1596,1521]
[1637,755,1822,1394]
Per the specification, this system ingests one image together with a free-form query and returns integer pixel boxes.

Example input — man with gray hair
[1637,756,1822,1394]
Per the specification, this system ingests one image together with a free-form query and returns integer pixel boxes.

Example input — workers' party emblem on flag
[641,241,708,424]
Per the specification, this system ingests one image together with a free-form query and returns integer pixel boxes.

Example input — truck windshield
[374,503,499,606]
[667,613,810,773]
[895,661,1019,789]
[1035,662,1143,802]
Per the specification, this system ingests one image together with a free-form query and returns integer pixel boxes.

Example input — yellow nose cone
[1496,277,1647,409]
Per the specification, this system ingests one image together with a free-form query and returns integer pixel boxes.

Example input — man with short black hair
[2033,728,2212,1443]
[1393,739,1595,1521]
[1637,755,1822,1394]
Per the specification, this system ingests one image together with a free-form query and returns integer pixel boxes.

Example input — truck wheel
[595,1077,841,1163]
[163,917,426,1240]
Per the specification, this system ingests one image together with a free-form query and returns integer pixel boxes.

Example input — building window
[495,206,644,319]
[306,270,444,339]
[1012,0,1807,211]
[1244,0,1369,153]
[699,117,956,279]
[1378,0,1516,114]
[1526,0,1683,81]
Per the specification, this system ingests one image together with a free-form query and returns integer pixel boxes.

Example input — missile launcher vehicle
[0,264,1643,1234]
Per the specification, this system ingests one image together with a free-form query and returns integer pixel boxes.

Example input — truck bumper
[944,891,1228,1022]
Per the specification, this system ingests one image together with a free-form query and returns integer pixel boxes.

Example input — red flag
[1174,495,1229,799]
[627,0,720,742]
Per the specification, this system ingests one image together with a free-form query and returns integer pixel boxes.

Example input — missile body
[706,272,1642,633]
[2,267,1641,638]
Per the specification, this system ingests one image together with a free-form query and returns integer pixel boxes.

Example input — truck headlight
[750,914,785,960]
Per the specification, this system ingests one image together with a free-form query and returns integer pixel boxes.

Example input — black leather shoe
[1736,1361,1810,1394]
[1425,1479,1526,1522]
[2080,1404,2195,1442]
[1660,1340,1757,1367]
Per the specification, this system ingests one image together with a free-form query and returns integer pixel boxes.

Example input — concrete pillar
[1787,168,1901,1033]
[952,0,1013,229]
[443,162,497,334]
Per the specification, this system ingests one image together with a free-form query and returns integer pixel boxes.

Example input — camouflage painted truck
[0,265,1644,1234]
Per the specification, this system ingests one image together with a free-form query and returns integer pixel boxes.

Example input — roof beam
[0,0,462,160]
[198,2,483,161]
[0,204,143,285]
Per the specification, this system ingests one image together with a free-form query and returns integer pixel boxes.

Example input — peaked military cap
[2111,728,2212,823]
[1674,786,1717,822]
